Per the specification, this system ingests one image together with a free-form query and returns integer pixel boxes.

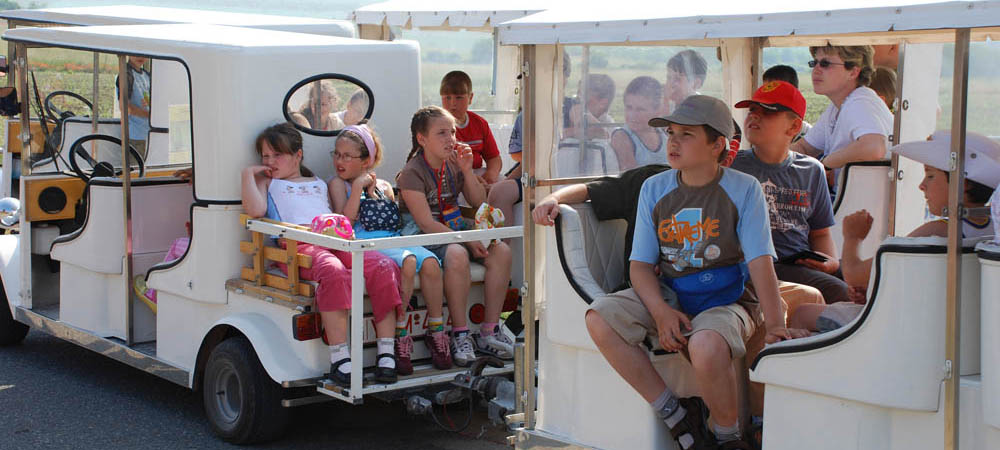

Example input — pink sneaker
[395,335,414,375]
[425,331,453,370]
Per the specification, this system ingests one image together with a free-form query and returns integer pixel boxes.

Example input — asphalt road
[0,330,511,450]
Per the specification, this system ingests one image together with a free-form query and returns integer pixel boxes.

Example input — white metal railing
[245,219,523,403]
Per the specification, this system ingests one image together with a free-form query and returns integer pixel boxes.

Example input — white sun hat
[892,130,1000,189]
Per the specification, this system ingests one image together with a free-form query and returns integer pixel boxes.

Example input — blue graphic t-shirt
[631,168,775,315]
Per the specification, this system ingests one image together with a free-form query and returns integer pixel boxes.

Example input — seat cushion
[556,203,627,300]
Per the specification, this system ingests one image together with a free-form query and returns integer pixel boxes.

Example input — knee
[486,242,512,265]
[420,258,441,277]
[585,310,610,341]
[687,331,731,373]
[444,245,469,270]
[401,256,417,278]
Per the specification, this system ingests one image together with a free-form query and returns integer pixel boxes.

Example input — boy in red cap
[730,81,849,305]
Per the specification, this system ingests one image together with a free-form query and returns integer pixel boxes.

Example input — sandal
[667,398,715,450]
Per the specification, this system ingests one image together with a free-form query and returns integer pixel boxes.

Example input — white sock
[377,338,396,369]
[330,343,351,374]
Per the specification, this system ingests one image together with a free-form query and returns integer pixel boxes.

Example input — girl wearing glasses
[328,121,447,376]
[241,122,403,387]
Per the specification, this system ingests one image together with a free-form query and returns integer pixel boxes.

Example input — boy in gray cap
[585,95,806,449]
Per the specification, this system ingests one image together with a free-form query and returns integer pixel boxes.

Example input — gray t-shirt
[730,150,834,259]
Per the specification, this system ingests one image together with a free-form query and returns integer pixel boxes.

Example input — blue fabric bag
[664,263,748,316]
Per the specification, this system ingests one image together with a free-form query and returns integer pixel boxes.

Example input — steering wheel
[68,134,145,182]
[44,90,94,121]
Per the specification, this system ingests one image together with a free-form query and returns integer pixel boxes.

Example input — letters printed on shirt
[657,208,722,271]
[760,179,811,233]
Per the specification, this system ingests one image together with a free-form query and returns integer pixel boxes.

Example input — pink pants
[279,243,402,323]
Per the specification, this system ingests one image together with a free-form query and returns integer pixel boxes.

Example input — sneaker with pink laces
[425,330,453,370]
[395,335,414,375]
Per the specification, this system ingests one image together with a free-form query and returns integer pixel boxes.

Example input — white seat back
[552,139,616,178]
[978,242,1000,430]
[752,236,988,411]
[831,161,892,260]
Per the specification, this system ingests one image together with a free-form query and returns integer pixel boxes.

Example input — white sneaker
[474,327,514,360]
[450,332,477,367]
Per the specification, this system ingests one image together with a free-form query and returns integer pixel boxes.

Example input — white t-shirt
[804,87,893,184]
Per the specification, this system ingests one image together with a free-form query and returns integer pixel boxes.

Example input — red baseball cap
[735,80,806,119]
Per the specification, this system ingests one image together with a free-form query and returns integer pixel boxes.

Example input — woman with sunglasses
[791,44,894,193]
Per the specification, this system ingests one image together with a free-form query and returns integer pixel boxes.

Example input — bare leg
[487,179,519,227]
[443,244,470,328]
[789,303,825,331]
[322,309,349,345]
[399,255,417,305]
[585,310,665,402]
[483,241,512,323]
[688,330,738,428]
[419,258,444,319]
[374,307,396,339]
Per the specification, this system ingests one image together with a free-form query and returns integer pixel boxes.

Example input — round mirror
[283,75,373,136]
[0,197,21,228]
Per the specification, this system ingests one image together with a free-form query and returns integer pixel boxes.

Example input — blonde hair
[336,120,384,168]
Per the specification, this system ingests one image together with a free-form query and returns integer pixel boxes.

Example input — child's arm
[400,189,458,235]
[631,261,691,352]
[241,166,272,218]
[610,129,638,171]
[747,255,810,343]
[455,143,487,206]
[841,210,874,288]
[484,155,502,184]
[332,173,376,220]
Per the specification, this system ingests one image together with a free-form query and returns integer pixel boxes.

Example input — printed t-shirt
[456,111,500,170]
[631,168,776,315]
[729,150,835,259]
[803,86,893,187]
[265,177,332,225]
[397,151,466,225]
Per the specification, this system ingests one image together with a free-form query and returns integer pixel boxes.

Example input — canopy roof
[498,0,1000,44]
[0,5,354,37]
[354,0,545,29]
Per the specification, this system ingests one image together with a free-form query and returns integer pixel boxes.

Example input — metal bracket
[949,152,958,172]
[944,359,953,380]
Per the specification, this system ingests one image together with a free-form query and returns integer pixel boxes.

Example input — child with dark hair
[241,122,403,386]
[612,76,668,170]
[398,106,514,366]
[565,73,616,140]
[663,50,708,115]
[762,65,799,88]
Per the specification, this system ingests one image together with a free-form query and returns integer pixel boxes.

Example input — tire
[0,286,29,346]
[202,336,290,444]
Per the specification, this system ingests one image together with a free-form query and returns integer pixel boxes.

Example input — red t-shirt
[456,111,500,169]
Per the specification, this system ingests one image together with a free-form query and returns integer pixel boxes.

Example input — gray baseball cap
[648,95,734,139]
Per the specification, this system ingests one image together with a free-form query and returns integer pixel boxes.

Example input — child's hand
[531,196,560,226]
[466,240,489,259]
[452,143,474,172]
[765,326,810,344]
[795,250,838,274]
[246,165,273,180]
[843,210,874,240]
[651,305,691,352]
[353,172,376,193]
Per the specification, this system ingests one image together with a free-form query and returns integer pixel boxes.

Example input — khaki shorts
[589,284,761,359]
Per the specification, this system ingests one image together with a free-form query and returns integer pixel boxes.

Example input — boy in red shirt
[440,71,502,184]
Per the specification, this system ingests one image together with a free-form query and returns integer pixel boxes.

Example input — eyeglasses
[808,59,855,69]
[331,151,364,161]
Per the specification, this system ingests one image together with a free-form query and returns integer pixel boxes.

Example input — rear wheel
[0,287,29,346]
[202,336,289,444]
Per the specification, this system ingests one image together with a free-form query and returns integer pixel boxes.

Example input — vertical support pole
[252,232,264,286]
[518,44,538,430]
[350,249,364,403]
[16,42,31,309]
[91,52,100,156]
[118,55,135,346]
[887,43,906,237]
[577,46,589,171]
[943,27,970,450]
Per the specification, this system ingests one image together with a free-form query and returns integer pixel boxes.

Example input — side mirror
[0,197,21,229]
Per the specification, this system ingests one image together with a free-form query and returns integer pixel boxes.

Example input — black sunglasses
[808,59,856,69]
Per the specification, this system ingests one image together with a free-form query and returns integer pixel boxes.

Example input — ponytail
[407,105,454,162]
